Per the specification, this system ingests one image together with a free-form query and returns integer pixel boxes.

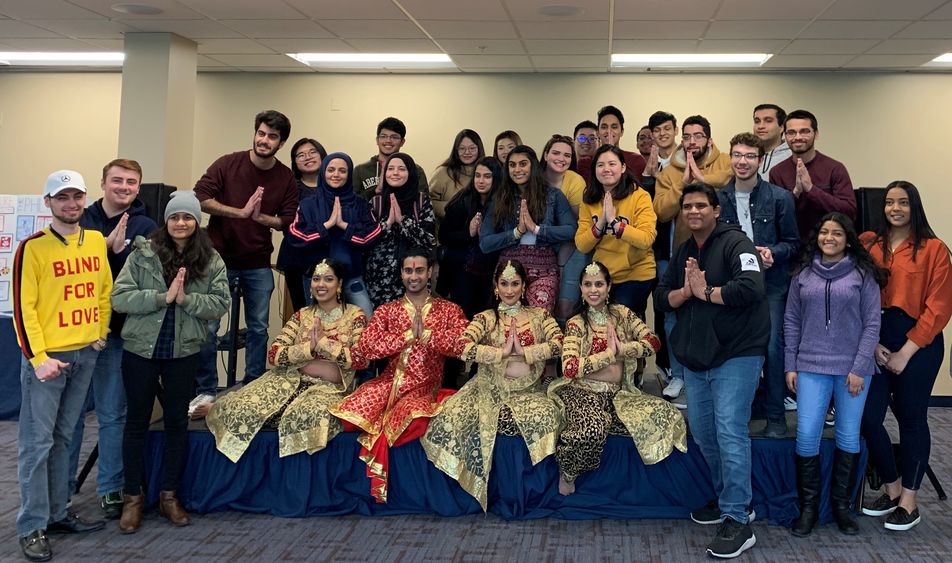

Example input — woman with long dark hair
[421,259,563,510]
[860,181,952,531]
[429,129,484,221]
[365,152,436,308]
[112,191,229,533]
[207,258,368,462]
[480,145,576,313]
[493,130,522,167]
[784,212,886,537]
[277,137,328,310]
[551,261,686,496]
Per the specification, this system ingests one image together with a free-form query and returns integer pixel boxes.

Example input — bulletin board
[0,195,53,316]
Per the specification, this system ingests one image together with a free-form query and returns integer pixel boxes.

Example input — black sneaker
[706,518,756,559]
[19,530,52,562]
[690,501,756,525]
[884,506,921,531]
[46,511,105,534]
[101,490,124,520]
[862,493,899,516]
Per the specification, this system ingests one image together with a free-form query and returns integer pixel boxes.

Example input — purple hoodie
[784,254,881,377]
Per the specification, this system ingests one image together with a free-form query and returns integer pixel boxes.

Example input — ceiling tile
[22,19,140,38]
[69,0,205,19]
[614,0,718,20]
[0,0,101,19]
[705,20,807,39]
[400,0,509,20]
[256,38,356,52]
[781,39,880,54]
[205,54,307,67]
[697,39,788,53]
[451,54,532,69]
[459,67,527,73]
[612,39,699,53]
[346,38,440,52]
[197,54,230,67]
[81,38,124,50]
[505,0,609,20]
[530,55,608,68]
[613,20,707,40]
[896,21,952,38]
[126,19,245,39]
[319,20,424,39]
[176,0,305,19]
[867,38,952,53]
[437,39,525,55]
[239,66,315,73]
[820,0,947,19]
[196,38,275,54]
[761,54,855,68]
[924,2,952,18]
[284,0,407,20]
[0,20,60,38]
[0,37,107,50]
[715,0,836,20]
[515,20,608,40]
[418,20,517,39]
[524,39,606,55]
[218,19,335,39]
[800,20,911,39]
[844,54,938,67]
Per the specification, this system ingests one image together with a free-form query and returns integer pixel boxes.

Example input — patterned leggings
[500,246,559,313]
[555,383,628,480]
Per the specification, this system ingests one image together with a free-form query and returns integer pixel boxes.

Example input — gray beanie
[164,190,202,222]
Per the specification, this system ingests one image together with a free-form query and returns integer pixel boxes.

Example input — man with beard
[752,104,790,180]
[330,247,468,503]
[718,133,799,439]
[193,110,299,414]
[654,183,768,559]
[353,116,428,200]
[769,109,856,241]
[14,170,112,561]
[653,115,732,401]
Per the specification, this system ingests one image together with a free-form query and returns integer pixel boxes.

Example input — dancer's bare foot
[558,475,576,496]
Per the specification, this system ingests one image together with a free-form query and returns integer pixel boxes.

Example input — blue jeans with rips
[684,354,763,524]
[17,346,99,536]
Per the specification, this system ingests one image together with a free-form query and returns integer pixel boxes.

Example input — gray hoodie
[758,141,791,180]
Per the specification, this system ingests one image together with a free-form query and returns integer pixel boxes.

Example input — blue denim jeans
[684,355,763,524]
[758,288,787,422]
[67,334,125,497]
[610,279,654,320]
[344,276,374,319]
[657,260,684,381]
[796,371,869,456]
[17,346,99,536]
[558,249,589,303]
[199,267,273,389]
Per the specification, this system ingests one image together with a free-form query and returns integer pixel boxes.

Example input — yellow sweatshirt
[13,227,112,367]
[576,187,657,282]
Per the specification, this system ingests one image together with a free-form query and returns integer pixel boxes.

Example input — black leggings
[860,308,944,490]
[122,351,198,495]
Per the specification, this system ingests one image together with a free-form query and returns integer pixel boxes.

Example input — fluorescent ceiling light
[287,53,455,70]
[0,52,125,66]
[924,53,952,67]
[612,53,772,68]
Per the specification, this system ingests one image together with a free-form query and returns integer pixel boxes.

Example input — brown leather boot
[118,494,144,534]
[158,491,190,527]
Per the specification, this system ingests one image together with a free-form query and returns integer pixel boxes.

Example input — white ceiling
[1,0,951,72]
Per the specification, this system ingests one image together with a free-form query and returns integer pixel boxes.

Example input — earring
[336,287,342,302]
[494,288,499,298]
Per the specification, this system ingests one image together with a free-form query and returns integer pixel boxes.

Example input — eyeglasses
[294,150,320,161]
[457,145,479,154]
[576,134,597,143]
[637,134,653,142]
[785,128,814,137]
[377,134,403,142]
[682,133,708,141]
[730,151,760,161]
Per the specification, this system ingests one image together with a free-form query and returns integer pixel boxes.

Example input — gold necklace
[587,306,608,326]
[497,302,523,316]
[316,305,343,324]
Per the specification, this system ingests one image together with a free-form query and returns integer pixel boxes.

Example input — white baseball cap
[44,170,87,197]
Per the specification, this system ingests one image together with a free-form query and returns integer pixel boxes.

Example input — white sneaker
[784,397,798,411]
[663,377,684,400]
[188,393,216,416]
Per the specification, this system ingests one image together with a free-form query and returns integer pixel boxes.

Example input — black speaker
[137,183,176,225]
[855,187,886,234]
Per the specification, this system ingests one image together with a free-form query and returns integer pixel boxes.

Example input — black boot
[792,454,821,537]
[831,448,860,535]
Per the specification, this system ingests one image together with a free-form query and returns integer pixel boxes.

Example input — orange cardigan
[862,232,952,348]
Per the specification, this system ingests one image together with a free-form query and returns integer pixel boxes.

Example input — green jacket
[112,236,230,358]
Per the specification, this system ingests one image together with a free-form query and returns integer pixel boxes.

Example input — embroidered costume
[421,306,563,510]
[550,304,687,482]
[329,296,468,501]
[207,304,368,462]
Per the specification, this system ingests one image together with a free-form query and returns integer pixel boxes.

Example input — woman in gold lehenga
[207,259,368,462]
[550,261,687,495]
[421,259,563,510]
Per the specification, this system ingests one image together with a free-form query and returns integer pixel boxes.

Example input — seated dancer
[206,259,368,462]
[421,259,563,510]
[551,261,687,496]
[329,247,468,502]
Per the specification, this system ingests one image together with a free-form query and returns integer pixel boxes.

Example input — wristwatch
[704,286,714,302]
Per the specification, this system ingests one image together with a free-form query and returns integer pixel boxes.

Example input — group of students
[12,104,952,562]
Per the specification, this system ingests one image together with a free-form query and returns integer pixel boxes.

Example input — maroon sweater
[194,151,298,269]
[768,151,855,242]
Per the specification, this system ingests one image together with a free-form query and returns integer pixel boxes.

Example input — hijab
[378,152,420,218]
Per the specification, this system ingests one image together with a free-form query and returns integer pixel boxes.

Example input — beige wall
[1,70,950,392]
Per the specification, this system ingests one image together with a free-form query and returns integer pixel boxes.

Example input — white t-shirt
[735,191,754,241]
